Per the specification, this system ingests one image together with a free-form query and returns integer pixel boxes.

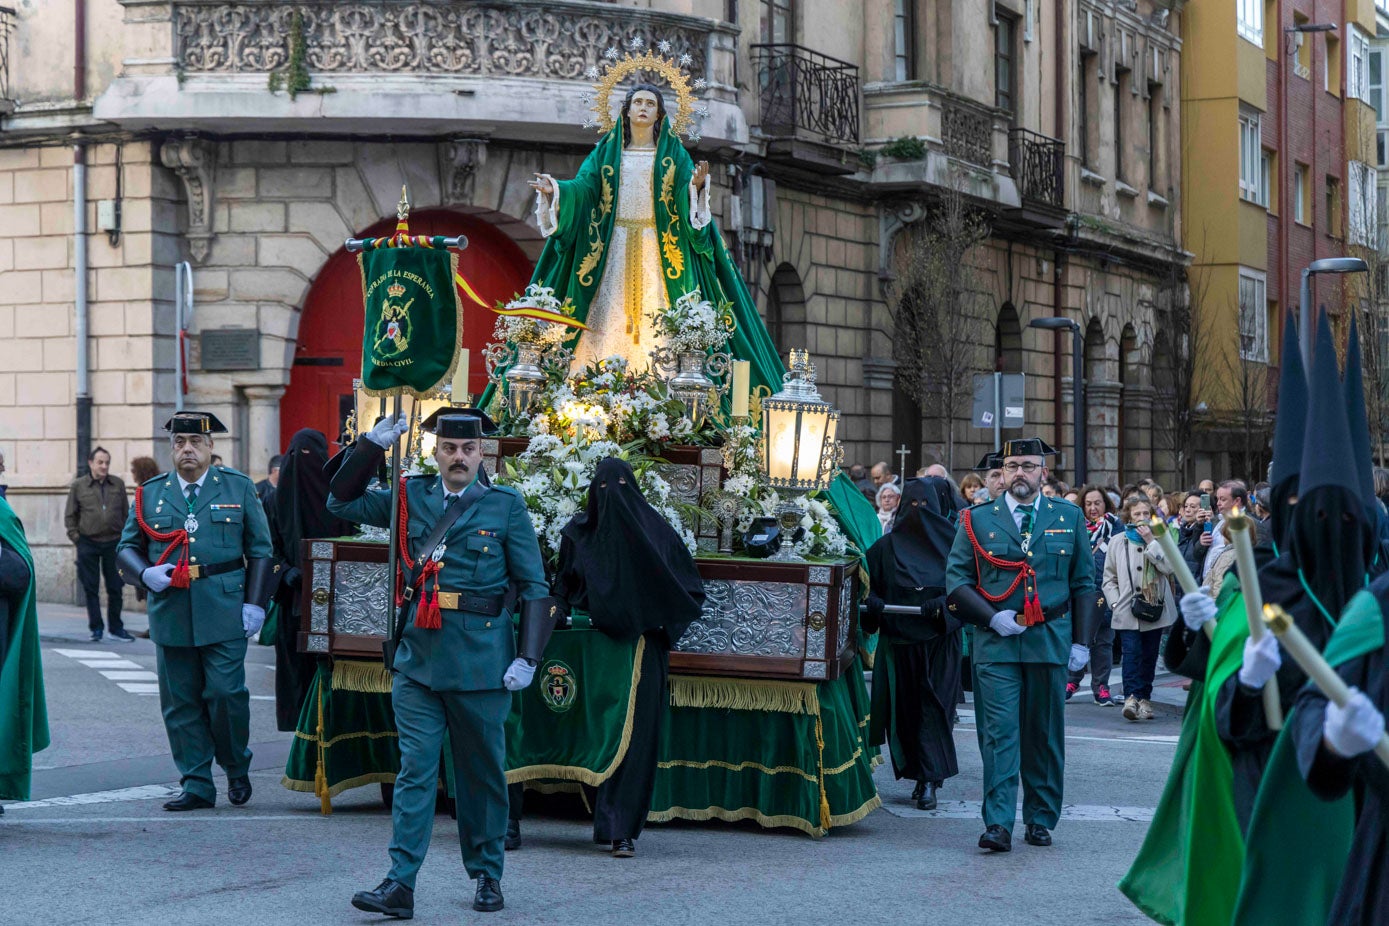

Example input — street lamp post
[1028,317,1086,485]
[1299,257,1369,369]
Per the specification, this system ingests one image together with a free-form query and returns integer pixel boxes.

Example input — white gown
[536,147,710,373]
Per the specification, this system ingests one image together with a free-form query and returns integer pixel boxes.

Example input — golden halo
[589,49,702,139]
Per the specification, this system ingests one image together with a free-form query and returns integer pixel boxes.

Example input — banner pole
[387,393,402,621]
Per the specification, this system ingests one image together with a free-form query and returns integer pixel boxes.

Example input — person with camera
[1102,495,1177,722]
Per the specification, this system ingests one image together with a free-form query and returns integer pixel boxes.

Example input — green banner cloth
[0,496,47,801]
[505,627,643,785]
[282,662,399,809]
[1119,576,1248,925]
[1232,589,1386,925]
[358,245,465,397]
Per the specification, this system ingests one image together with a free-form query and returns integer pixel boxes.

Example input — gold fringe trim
[821,746,866,778]
[281,771,396,799]
[656,757,818,783]
[506,636,645,787]
[291,728,399,749]
[331,659,393,694]
[668,675,820,716]
[645,795,882,838]
[828,794,882,828]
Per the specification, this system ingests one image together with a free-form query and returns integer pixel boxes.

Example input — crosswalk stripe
[881,800,1155,822]
[116,682,161,694]
[99,671,159,681]
[54,648,118,658]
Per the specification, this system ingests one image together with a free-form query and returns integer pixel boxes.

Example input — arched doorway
[281,209,534,449]
[764,262,807,357]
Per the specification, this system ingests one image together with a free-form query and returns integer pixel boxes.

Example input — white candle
[1229,508,1282,730]
[1264,604,1389,769]
[731,360,750,418]
[1150,517,1214,640]
[452,349,470,403]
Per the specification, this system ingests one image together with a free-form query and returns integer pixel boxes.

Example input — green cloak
[1119,576,1248,925]
[0,496,49,801]
[518,119,880,553]
[1231,589,1385,925]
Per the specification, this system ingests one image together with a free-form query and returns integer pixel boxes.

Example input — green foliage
[880,136,927,161]
[267,10,313,99]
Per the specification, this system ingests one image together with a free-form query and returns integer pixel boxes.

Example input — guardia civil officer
[333,411,554,917]
[115,412,276,811]
[944,437,1097,852]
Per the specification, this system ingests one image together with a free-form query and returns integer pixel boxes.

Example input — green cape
[508,119,881,553]
[1231,589,1385,925]
[0,495,49,800]
[1119,576,1248,925]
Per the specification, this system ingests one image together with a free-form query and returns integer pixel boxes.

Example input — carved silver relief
[306,634,329,653]
[675,579,807,657]
[805,623,826,660]
[310,560,332,633]
[310,542,334,560]
[808,566,832,585]
[836,575,853,655]
[803,661,827,679]
[654,463,700,505]
[332,561,392,637]
[808,584,828,618]
[700,448,723,466]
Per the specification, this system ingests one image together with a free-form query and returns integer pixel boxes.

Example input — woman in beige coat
[1102,495,1177,722]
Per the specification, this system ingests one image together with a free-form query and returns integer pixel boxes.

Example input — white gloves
[242,604,266,638]
[1180,591,1217,633]
[1324,688,1386,758]
[989,610,1026,638]
[365,413,409,449]
[1068,644,1091,673]
[142,563,176,593]
[503,658,536,692]
[1237,632,1282,689]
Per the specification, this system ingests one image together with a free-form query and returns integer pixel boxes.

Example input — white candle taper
[1150,516,1214,640]
[731,360,750,418]
[452,349,470,404]
[1263,604,1389,769]
[1229,507,1282,729]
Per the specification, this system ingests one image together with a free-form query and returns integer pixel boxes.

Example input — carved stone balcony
[940,98,993,168]
[751,43,860,176]
[97,0,744,145]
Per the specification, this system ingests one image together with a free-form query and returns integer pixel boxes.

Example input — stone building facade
[0,0,1187,602]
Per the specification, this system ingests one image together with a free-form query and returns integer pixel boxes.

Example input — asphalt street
[3,603,1188,926]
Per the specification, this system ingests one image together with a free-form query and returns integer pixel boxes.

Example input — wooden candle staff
[1229,506,1281,730]
[1150,517,1214,640]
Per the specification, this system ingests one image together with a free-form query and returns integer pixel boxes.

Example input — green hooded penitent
[0,496,49,801]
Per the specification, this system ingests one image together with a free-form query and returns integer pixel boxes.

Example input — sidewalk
[37,601,150,645]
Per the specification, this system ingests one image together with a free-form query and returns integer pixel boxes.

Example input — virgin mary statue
[522,82,880,549]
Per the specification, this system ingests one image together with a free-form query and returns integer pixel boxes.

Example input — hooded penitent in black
[1344,314,1389,575]
[864,477,964,792]
[1216,310,1376,830]
[268,428,354,731]
[551,457,705,845]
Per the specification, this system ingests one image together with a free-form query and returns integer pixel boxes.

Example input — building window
[1115,67,1128,183]
[1239,111,1263,204]
[1079,54,1093,167]
[1237,0,1262,46]
[1294,162,1308,224]
[1148,83,1162,191]
[1238,269,1269,363]
[1328,175,1343,238]
[893,0,915,82]
[1261,149,1275,210]
[760,0,793,44]
[1350,27,1371,103]
[1293,14,1312,79]
[995,14,1015,114]
[1370,49,1385,119]
[1349,161,1378,247]
[1326,34,1341,96]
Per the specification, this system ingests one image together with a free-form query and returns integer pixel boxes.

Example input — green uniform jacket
[945,496,1092,665]
[117,467,273,648]
[327,475,548,693]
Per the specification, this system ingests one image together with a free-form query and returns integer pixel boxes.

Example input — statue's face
[628,91,660,127]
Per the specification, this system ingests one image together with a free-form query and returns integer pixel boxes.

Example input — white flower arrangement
[493,284,576,349]
[651,288,734,354]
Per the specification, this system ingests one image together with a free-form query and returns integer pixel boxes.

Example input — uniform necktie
[185,483,199,507]
[445,493,459,503]
[1018,503,1034,537]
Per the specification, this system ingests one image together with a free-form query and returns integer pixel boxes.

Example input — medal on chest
[184,514,199,534]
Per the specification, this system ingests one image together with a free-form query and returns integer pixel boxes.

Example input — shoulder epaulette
[142,473,169,487]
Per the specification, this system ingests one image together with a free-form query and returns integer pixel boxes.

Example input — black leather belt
[188,558,244,580]
[1043,605,1070,621]
[401,587,504,617]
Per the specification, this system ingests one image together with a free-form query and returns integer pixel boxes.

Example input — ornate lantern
[759,350,842,561]
[347,378,414,447]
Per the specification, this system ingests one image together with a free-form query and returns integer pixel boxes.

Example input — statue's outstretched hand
[528,173,555,197]
[691,161,710,189]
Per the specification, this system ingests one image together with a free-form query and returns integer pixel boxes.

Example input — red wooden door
[280,210,533,451]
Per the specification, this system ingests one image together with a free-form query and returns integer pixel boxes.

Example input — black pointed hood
[1269,311,1307,487]
[1344,312,1376,505]
[1299,310,1360,498]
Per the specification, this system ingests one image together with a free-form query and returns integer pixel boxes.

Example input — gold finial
[397,184,410,222]
[1228,505,1250,531]
[1148,515,1167,537]
[1262,603,1292,635]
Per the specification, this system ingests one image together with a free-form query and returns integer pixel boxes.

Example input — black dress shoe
[1024,823,1052,846]
[473,876,504,913]
[504,819,521,851]
[163,791,214,812]
[351,878,414,919]
[910,779,926,803]
[916,781,938,812]
[978,824,1012,852]
[611,838,636,858]
[227,776,252,806]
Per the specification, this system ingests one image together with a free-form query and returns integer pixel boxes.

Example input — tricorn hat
[420,407,497,438]
[1000,437,1057,458]
[1299,310,1360,498]
[425,413,487,441]
[162,411,227,435]
[1269,310,1307,487]
[972,451,1003,472]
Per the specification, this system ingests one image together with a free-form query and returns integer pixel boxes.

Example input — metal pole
[1299,267,1312,373]
[74,142,91,476]
[174,261,192,411]
[345,235,467,253]
[992,371,1002,453]
[1072,323,1086,486]
[386,394,402,622]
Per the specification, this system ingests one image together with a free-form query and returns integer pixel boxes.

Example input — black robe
[1292,644,1389,926]
[551,458,705,841]
[864,477,961,785]
[268,429,353,732]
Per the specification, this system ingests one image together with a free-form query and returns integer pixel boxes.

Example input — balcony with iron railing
[96,0,744,143]
[1007,128,1064,210]
[750,43,860,174]
[0,5,15,113]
